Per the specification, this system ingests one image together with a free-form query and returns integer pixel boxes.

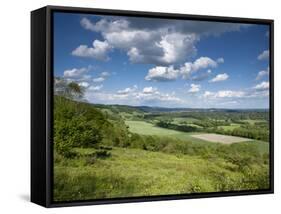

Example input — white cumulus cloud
[257,50,269,60]
[192,57,218,71]
[78,16,249,67]
[154,33,198,64]
[253,81,269,91]
[142,87,158,94]
[117,86,137,95]
[145,66,179,81]
[145,56,218,82]
[93,77,106,83]
[209,73,229,83]
[80,17,97,31]
[88,85,103,92]
[256,67,269,80]
[180,57,218,79]
[188,84,201,93]
[91,18,199,65]
[72,40,112,61]
[203,90,245,98]
[63,67,88,78]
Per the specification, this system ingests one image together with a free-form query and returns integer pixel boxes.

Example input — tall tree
[54,77,85,100]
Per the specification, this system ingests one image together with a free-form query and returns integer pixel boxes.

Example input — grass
[54,146,269,201]
[126,120,182,135]
[53,97,270,202]
[125,120,211,144]
[219,123,241,131]
[244,140,269,154]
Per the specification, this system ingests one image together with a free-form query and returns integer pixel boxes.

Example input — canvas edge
[31,7,48,207]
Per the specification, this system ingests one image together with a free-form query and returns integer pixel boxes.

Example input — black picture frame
[31,5,274,208]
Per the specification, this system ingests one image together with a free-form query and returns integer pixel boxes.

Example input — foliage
[54,146,269,201]
[54,77,85,101]
[54,96,133,156]
[156,120,199,132]
[53,94,270,202]
[54,96,103,156]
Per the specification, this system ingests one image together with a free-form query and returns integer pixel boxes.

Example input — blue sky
[54,12,270,109]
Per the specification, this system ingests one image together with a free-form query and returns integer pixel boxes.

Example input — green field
[125,120,211,144]
[126,120,192,136]
[218,123,241,131]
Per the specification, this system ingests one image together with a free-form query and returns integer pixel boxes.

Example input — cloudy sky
[53,12,270,109]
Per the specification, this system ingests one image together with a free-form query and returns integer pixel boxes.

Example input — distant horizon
[88,100,269,111]
[54,12,270,109]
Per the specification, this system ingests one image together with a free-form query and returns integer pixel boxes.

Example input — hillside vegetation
[53,95,270,201]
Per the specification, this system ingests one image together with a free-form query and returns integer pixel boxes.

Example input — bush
[241,166,269,189]
[54,116,102,152]
[54,96,104,157]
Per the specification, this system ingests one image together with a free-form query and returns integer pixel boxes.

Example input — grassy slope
[54,147,267,201]
[53,98,270,202]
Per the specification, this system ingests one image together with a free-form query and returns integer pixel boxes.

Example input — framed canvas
[31,5,274,207]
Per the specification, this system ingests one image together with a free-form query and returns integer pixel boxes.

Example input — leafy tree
[54,96,104,157]
[54,77,85,101]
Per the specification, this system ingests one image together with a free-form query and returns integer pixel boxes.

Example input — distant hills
[91,103,269,113]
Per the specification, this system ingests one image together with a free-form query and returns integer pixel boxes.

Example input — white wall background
[0,0,279,213]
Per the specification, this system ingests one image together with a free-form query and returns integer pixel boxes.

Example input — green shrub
[241,166,269,189]
[54,96,105,157]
